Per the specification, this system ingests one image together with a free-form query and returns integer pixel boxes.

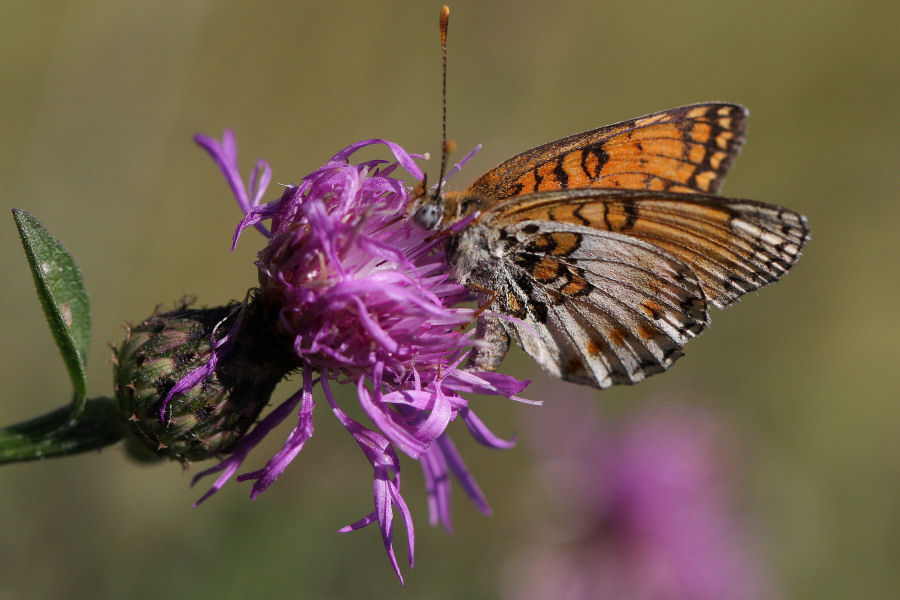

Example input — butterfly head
[411,192,446,231]
[413,5,458,233]
[411,189,486,231]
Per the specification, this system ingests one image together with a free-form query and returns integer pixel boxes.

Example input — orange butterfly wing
[485,189,809,309]
[454,103,808,387]
[464,188,808,386]
[467,103,747,200]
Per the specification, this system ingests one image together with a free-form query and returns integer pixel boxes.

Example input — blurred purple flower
[183,131,529,582]
[505,395,773,600]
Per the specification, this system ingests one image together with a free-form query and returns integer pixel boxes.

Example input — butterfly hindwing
[467,103,748,201]
[471,219,710,387]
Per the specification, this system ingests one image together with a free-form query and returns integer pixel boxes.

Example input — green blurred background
[1,1,897,598]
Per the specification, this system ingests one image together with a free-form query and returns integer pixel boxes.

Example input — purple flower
[504,392,773,600]
[186,131,529,582]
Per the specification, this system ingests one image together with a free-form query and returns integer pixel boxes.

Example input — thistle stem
[0,398,122,463]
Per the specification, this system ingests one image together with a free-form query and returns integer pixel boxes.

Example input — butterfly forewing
[467,103,748,201]
[486,189,809,308]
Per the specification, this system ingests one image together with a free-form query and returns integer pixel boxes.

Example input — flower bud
[113,300,297,463]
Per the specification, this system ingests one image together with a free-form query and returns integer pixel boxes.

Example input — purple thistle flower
[187,131,529,582]
[505,393,774,600]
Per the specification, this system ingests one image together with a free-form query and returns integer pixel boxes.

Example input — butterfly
[411,102,809,388]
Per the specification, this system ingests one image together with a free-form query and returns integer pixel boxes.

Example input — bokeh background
[1,1,897,598]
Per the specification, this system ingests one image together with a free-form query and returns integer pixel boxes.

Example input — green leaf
[12,209,91,415]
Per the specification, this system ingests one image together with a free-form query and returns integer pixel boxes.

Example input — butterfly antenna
[433,5,451,201]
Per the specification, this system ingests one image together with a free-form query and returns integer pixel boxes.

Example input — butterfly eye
[412,201,443,230]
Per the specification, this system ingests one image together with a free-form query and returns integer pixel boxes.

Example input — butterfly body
[414,103,809,388]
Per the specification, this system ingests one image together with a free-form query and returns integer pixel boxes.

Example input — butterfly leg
[469,282,499,319]
[466,315,510,372]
